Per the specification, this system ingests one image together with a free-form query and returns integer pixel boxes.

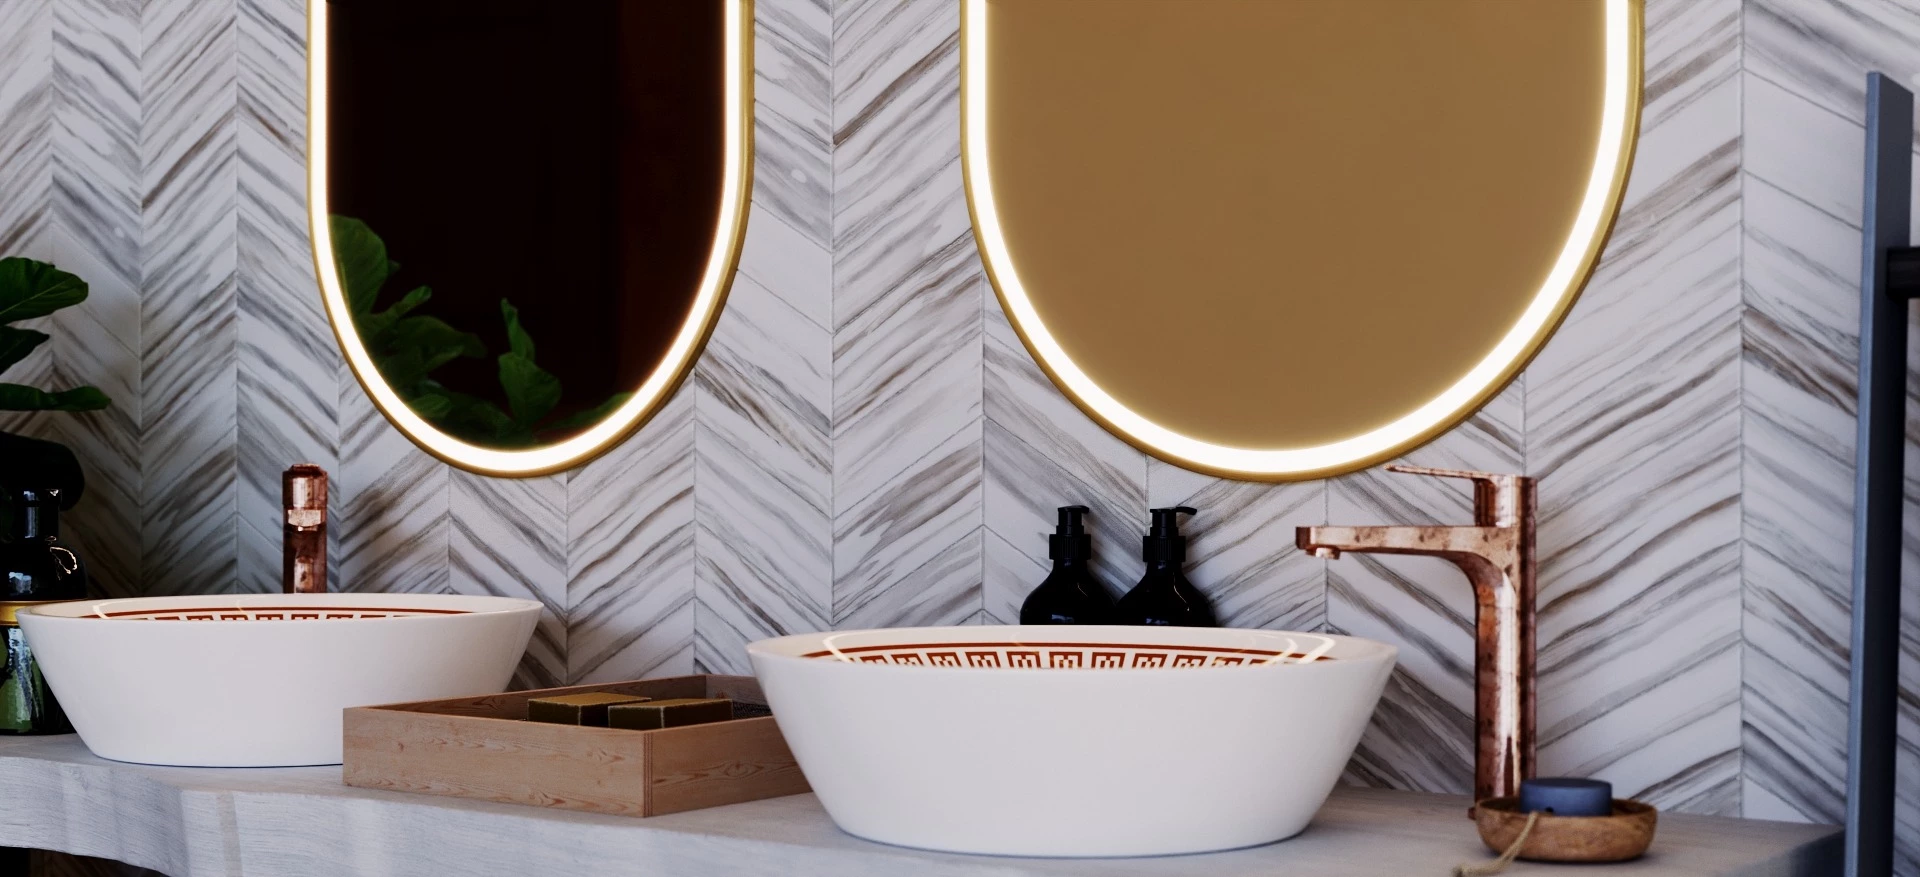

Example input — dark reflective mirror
[314,0,747,469]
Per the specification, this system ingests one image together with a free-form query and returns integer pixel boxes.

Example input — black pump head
[1149,506,1195,536]
[1050,505,1094,561]
[1143,506,1196,563]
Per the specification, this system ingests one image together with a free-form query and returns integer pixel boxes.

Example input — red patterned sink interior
[85,605,470,621]
[802,640,1334,668]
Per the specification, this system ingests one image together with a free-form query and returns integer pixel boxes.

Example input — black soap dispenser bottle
[0,486,87,734]
[1114,506,1217,627]
[1020,505,1114,624]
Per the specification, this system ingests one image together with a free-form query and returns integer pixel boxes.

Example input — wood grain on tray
[343,675,809,817]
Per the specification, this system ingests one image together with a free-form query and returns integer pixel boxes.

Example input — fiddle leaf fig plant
[0,259,111,415]
[0,257,111,529]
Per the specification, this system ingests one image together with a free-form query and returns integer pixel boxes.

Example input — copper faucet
[283,464,329,594]
[1296,464,1535,808]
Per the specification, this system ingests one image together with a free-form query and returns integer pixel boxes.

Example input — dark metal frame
[1850,71,1915,877]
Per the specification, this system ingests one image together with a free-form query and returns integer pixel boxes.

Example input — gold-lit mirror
[964,0,1640,481]
[310,0,751,476]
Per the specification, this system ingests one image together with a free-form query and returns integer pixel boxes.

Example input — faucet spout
[1297,465,1537,809]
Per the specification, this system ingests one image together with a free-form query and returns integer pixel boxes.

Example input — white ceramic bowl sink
[749,625,1396,858]
[19,593,540,767]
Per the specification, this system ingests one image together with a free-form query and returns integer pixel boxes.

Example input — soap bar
[607,697,734,731]
[1518,777,1613,817]
[526,692,652,726]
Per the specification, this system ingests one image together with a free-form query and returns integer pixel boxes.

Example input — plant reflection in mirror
[330,216,631,449]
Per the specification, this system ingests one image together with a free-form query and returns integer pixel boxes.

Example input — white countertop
[0,736,1837,876]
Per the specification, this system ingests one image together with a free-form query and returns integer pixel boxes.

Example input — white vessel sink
[749,625,1396,857]
[19,593,540,767]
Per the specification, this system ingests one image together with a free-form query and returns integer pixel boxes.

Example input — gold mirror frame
[307,0,754,477]
[961,0,1642,482]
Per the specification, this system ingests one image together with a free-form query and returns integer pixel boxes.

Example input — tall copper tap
[283,464,329,594]
[1296,464,1536,808]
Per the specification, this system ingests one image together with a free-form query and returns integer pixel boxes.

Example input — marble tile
[690,0,836,671]
[831,0,965,330]
[1738,162,1864,828]
[982,420,1138,623]
[0,0,57,440]
[1526,41,1744,815]
[449,471,567,689]
[50,0,140,292]
[0,0,53,260]
[831,0,983,629]
[982,296,1147,617]
[982,525,1046,625]
[753,0,831,249]
[137,0,237,597]
[236,0,336,593]
[1331,624,1475,795]
[1325,381,1524,796]
[1741,2,1920,866]
[1748,0,1920,146]
[42,225,142,599]
[48,0,143,598]
[334,387,448,597]
[567,390,696,684]
[738,210,831,332]
[1640,0,1740,134]
[695,271,832,674]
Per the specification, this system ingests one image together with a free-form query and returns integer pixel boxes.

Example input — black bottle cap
[1049,505,1092,561]
[1143,506,1196,563]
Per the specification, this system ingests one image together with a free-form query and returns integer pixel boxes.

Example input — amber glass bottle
[1,487,86,734]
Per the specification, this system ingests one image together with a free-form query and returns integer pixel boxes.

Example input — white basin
[19,593,540,767]
[749,625,1396,857]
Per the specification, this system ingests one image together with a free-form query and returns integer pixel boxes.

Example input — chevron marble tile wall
[0,0,1916,871]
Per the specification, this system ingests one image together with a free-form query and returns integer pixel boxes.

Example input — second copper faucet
[283,464,328,594]
[1297,464,1536,809]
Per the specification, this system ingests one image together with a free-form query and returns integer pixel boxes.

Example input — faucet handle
[1383,464,1533,526]
[1384,464,1509,483]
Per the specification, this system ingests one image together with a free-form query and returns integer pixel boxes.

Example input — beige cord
[1453,811,1541,877]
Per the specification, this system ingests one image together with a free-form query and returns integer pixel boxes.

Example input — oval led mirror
[309,0,751,476]
[963,0,1640,481]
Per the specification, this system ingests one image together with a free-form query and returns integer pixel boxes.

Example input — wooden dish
[343,675,808,818]
[1474,796,1657,863]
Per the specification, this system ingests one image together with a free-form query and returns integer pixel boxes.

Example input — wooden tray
[343,675,809,817]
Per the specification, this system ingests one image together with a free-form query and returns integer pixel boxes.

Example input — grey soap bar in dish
[526,692,652,726]
[607,698,734,731]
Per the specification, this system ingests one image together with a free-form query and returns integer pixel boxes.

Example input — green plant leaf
[0,384,111,412]
[543,391,632,435]
[499,352,561,428]
[417,386,528,447]
[406,392,454,419]
[330,216,391,316]
[355,285,433,341]
[0,258,88,324]
[501,299,535,360]
[389,285,432,319]
[383,315,485,368]
[0,326,50,377]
